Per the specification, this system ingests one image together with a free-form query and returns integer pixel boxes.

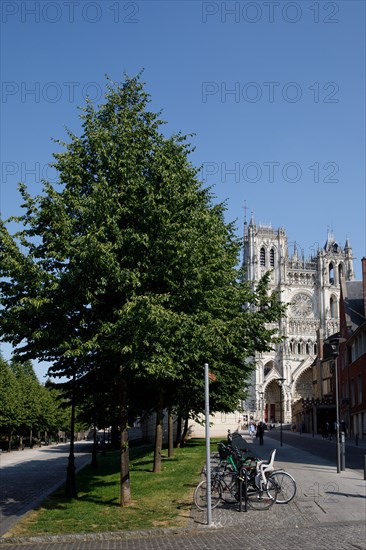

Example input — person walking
[256,421,265,445]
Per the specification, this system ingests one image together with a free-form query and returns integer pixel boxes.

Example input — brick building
[338,258,366,439]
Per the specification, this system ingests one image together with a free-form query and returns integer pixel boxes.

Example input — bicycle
[229,445,297,505]
[194,450,278,511]
[267,470,297,504]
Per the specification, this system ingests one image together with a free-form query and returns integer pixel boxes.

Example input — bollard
[341,432,346,471]
[364,455,366,481]
[239,470,242,512]
[355,434,359,446]
[243,469,247,512]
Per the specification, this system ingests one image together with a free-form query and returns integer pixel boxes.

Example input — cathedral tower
[242,215,355,425]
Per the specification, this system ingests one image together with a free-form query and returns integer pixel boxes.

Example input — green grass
[7,438,219,537]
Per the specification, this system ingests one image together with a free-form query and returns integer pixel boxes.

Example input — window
[355,336,360,359]
[270,248,275,267]
[329,297,335,317]
[347,346,352,366]
[329,263,334,284]
[351,378,355,406]
[338,264,343,280]
[357,374,362,404]
[260,247,266,266]
[314,343,317,355]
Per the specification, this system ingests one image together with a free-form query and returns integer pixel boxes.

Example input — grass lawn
[7,438,220,537]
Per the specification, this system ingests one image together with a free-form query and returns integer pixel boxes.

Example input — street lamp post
[325,335,346,474]
[65,365,77,498]
[259,391,264,421]
[277,378,285,447]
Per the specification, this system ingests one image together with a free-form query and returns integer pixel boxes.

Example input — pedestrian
[249,422,256,438]
[256,421,265,445]
[340,420,347,436]
[321,422,329,439]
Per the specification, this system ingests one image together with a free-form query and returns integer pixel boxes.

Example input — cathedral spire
[324,229,335,250]
[345,236,352,252]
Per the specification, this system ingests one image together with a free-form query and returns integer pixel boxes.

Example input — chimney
[362,257,366,318]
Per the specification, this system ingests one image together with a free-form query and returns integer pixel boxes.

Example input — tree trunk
[119,373,130,506]
[91,424,98,468]
[180,416,189,447]
[153,392,164,473]
[175,416,182,448]
[167,406,174,458]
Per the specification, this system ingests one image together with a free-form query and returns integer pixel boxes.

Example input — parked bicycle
[194,449,279,511]
[194,440,297,511]
[230,444,297,505]
[223,440,296,504]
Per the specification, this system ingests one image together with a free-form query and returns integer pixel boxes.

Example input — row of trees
[0,357,77,450]
[0,74,286,504]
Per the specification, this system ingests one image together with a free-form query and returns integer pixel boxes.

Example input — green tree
[0,357,20,449]
[10,360,43,445]
[0,74,285,499]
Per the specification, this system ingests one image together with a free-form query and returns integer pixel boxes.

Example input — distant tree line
[0,356,86,451]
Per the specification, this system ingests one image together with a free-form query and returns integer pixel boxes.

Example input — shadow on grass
[32,439,207,516]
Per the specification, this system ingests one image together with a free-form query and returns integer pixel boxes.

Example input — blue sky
[1,0,365,380]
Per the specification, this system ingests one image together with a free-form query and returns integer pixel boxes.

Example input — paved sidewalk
[0,441,92,537]
[191,431,366,529]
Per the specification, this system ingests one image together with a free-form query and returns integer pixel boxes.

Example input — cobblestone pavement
[1,434,365,550]
[0,521,365,550]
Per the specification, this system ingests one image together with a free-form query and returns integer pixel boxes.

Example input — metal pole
[65,368,77,498]
[341,431,345,471]
[204,363,212,525]
[335,357,341,474]
[276,379,285,446]
[280,388,283,447]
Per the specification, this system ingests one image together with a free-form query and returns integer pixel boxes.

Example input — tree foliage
[0,357,73,447]
[0,74,285,493]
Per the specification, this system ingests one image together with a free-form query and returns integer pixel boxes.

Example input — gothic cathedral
[242,214,355,426]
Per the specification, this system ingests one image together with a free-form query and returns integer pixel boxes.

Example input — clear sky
[1,0,365,380]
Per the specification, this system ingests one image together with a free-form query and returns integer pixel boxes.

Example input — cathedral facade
[242,215,355,427]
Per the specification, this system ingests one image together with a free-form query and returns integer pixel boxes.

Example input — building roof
[344,280,365,332]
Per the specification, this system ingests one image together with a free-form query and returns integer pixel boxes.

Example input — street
[265,429,366,471]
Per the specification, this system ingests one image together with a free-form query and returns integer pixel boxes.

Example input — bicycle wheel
[246,477,278,510]
[269,471,297,504]
[193,479,221,510]
[221,471,238,503]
